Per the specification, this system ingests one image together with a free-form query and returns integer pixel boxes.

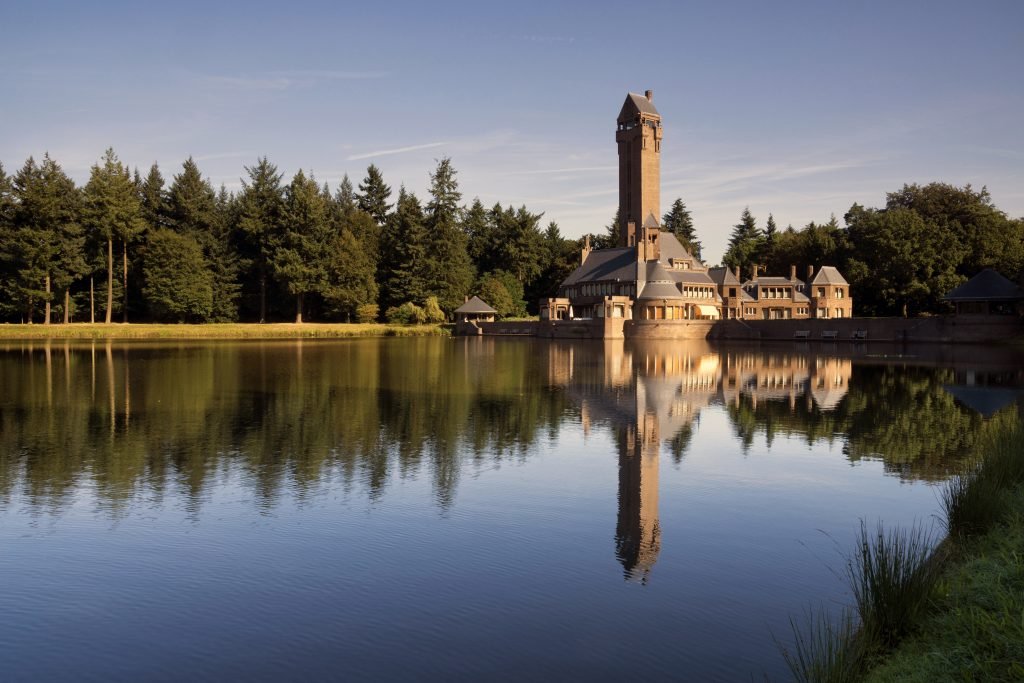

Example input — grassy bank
[781,421,1024,682]
[0,322,449,340]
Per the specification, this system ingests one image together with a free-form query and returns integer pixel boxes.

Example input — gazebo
[943,269,1024,317]
[454,296,497,323]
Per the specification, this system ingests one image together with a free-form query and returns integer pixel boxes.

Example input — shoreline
[0,322,449,340]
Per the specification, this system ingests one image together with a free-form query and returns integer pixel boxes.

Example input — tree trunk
[64,289,70,324]
[295,292,304,324]
[44,274,51,325]
[90,277,95,323]
[105,237,113,324]
[26,297,33,325]
[259,269,267,324]
[122,241,129,324]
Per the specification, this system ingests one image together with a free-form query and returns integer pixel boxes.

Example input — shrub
[941,470,1007,539]
[385,302,425,325]
[355,303,379,324]
[422,297,446,324]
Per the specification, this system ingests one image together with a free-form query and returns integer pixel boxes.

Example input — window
[817,287,826,298]
[836,288,844,298]
[835,308,844,318]
[729,288,736,298]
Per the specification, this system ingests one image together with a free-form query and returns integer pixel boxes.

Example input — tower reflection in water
[550,340,852,583]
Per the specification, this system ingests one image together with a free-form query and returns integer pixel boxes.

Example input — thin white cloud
[347,142,448,161]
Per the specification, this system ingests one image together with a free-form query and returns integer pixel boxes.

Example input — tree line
[2,147,1021,323]
[720,185,1024,317]
[0,151,584,324]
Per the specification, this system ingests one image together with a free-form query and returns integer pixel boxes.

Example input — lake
[1,337,1022,681]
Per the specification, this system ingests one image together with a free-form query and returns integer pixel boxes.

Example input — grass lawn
[0,322,449,339]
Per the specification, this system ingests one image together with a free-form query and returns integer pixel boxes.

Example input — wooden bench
[793,330,810,339]
[851,330,868,340]
[821,330,839,339]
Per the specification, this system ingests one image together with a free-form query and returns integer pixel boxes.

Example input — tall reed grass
[777,607,864,683]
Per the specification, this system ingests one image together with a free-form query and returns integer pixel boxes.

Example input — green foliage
[385,301,426,325]
[778,607,865,683]
[422,296,446,323]
[142,228,213,322]
[662,198,701,260]
[323,225,378,321]
[236,157,284,322]
[355,303,379,323]
[476,270,526,318]
[847,521,940,649]
[273,169,334,322]
[845,204,966,316]
[942,424,1024,539]
[722,207,764,276]
[423,157,475,314]
[357,164,392,225]
[380,187,430,311]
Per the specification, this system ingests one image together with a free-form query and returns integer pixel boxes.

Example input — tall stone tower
[616,90,662,248]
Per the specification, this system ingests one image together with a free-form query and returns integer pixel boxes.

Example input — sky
[1,0,1022,263]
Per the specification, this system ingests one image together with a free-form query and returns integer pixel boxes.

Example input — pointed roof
[810,266,849,286]
[617,92,660,121]
[643,212,660,229]
[708,267,741,286]
[454,296,496,314]
[943,269,1024,302]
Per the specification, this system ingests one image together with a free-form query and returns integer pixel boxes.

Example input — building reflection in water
[549,340,853,583]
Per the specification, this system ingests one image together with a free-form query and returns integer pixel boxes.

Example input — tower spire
[616,90,662,248]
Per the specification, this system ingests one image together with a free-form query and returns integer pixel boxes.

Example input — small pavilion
[454,296,497,323]
[943,269,1024,317]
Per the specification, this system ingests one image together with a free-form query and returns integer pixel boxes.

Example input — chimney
[644,89,653,102]
[581,234,592,265]
[751,264,758,281]
[807,264,814,281]
[734,265,741,282]
[790,264,797,281]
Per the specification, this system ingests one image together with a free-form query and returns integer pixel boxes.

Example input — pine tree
[139,163,170,230]
[379,186,429,311]
[167,158,238,321]
[82,149,145,323]
[662,198,701,260]
[209,185,241,321]
[142,228,213,322]
[11,155,85,323]
[357,164,392,225]
[273,170,334,323]
[336,174,357,214]
[722,207,765,276]
[423,158,474,315]
[0,163,16,319]
[323,223,378,321]
[462,198,492,271]
[236,157,284,322]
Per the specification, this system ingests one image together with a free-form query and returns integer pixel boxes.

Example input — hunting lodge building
[540,91,853,324]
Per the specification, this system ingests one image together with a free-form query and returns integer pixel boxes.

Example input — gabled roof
[708,267,741,286]
[659,232,702,266]
[618,92,660,121]
[561,247,636,286]
[943,269,1024,302]
[454,296,496,314]
[811,266,849,286]
[944,385,1021,417]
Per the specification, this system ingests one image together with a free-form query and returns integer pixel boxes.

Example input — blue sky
[2,0,1022,262]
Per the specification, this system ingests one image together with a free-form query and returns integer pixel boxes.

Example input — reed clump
[780,421,1024,682]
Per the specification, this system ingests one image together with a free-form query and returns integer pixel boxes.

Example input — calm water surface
[1,337,1022,681]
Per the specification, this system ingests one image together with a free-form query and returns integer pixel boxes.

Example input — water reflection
[1,338,1021,522]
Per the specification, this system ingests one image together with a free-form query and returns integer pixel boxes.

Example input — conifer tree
[12,155,84,323]
[143,228,213,322]
[462,198,492,270]
[236,157,284,322]
[662,198,701,260]
[82,149,145,323]
[167,158,238,321]
[379,186,429,311]
[357,164,392,225]
[336,174,357,214]
[722,207,765,276]
[273,170,334,323]
[323,223,379,321]
[423,157,474,315]
[0,163,16,319]
[139,163,170,230]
